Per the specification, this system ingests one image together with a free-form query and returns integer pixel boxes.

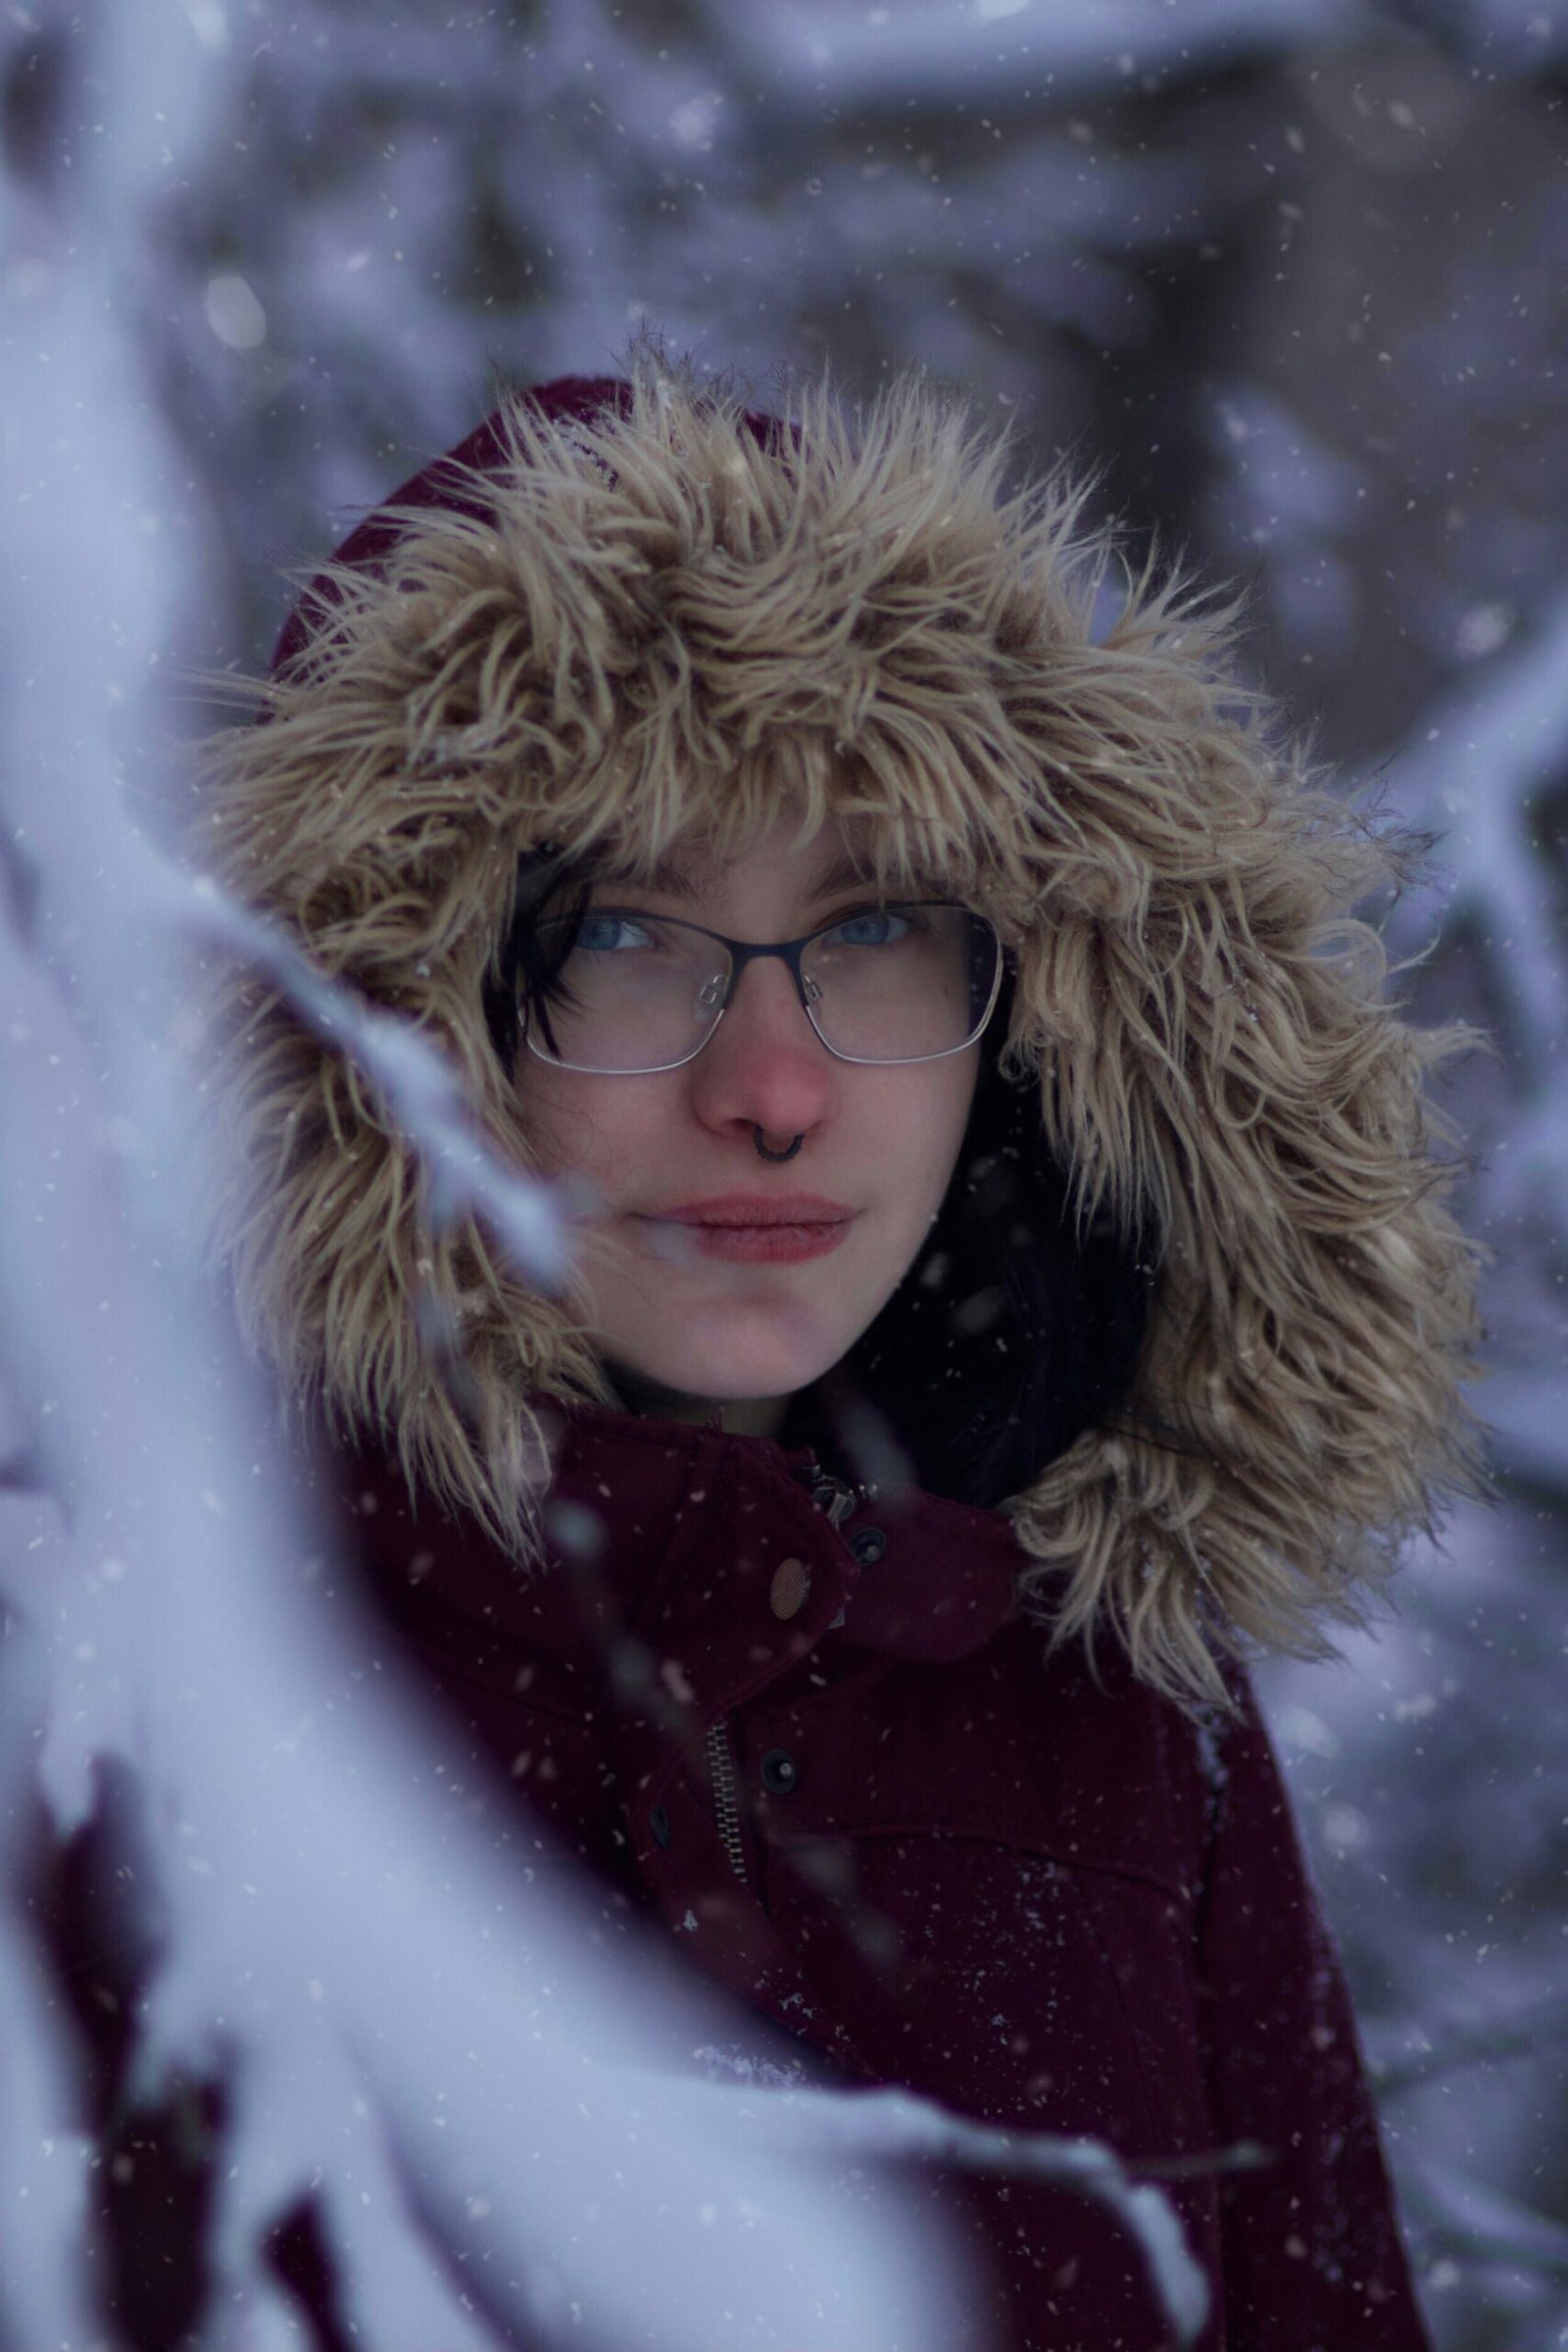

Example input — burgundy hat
[270,374,782,680]
[270,376,630,678]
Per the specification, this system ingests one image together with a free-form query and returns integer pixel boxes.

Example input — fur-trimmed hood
[197,360,1484,1703]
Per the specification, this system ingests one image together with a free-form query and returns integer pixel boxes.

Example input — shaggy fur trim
[194,359,1487,1705]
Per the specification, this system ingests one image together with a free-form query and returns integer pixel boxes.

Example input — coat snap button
[769,1556,810,1619]
[850,1526,887,1566]
[650,1803,671,1848]
[760,1748,799,1796]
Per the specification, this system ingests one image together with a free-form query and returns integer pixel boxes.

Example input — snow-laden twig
[697,0,1372,110]
[180,871,578,1287]
[1382,588,1568,1089]
[672,2074,1249,2347]
[692,0,1568,111]
[1368,589,1568,1302]
[1371,1989,1568,2099]
[1402,2154,1568,2284]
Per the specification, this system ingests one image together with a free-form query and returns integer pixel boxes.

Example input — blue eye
[826,907,912,949]
[574,912,652,954]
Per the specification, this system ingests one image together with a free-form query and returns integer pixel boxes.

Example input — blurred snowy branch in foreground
[0,903,975,2350]
[0,4,1213,2346]
[182,873,580,1292]
[2,4,977,2344]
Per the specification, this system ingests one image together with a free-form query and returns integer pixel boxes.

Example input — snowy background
[4,0,1566,2346]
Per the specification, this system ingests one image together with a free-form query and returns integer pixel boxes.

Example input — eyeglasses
[521,901,1004,1075]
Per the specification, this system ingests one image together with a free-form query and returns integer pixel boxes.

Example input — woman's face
[514,812,983,1429]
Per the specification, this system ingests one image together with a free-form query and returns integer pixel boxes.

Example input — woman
[198,361,1481,2348]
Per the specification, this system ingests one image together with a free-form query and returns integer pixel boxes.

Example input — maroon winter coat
[320,1398,1433,2352]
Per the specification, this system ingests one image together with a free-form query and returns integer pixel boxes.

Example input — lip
[637,1193,856,1265]
[653,1194,853,1226]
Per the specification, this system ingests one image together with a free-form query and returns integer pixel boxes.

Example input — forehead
[598,810,947,903]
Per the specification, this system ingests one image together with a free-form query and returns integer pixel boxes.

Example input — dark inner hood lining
[799,976,1157,1510]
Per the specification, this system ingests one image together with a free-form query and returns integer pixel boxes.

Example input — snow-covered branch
[0,5,977,2343]
[684,2068,1258,2347]
[1372,1991,1568,2100]
[1380,588,1568,1088]
[1404,2158,1568,2287]
[0,5,1220,2345]
[697,0,1372,112]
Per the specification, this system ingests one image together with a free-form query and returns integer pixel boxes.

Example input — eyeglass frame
[521,900,1006,1076]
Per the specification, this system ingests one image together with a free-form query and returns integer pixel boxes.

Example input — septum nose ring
[753,1126,804,1164]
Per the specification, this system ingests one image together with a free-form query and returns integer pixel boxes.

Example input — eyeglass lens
[528,905,999,1073]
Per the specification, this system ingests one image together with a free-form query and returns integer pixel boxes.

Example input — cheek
[513,1069,608,1186]
[513,1066,665,1203]
[908,1058,981,1203]
[860,1059,979,1258]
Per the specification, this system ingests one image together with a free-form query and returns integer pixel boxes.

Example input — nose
[685,953,837,1150]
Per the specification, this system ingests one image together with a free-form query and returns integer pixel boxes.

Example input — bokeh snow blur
[3,1,1566,2346]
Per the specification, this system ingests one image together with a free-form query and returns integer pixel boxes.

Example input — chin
[642,1305,848,1405]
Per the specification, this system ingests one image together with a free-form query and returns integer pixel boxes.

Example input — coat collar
[335,1398,1020,1727]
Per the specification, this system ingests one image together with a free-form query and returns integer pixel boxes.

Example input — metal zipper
[801,1456,874,1627]
[705,1715,749,1887]
[801,1454,874,1528]
[809,1473,857,1528]
[703,1460,876,1886]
